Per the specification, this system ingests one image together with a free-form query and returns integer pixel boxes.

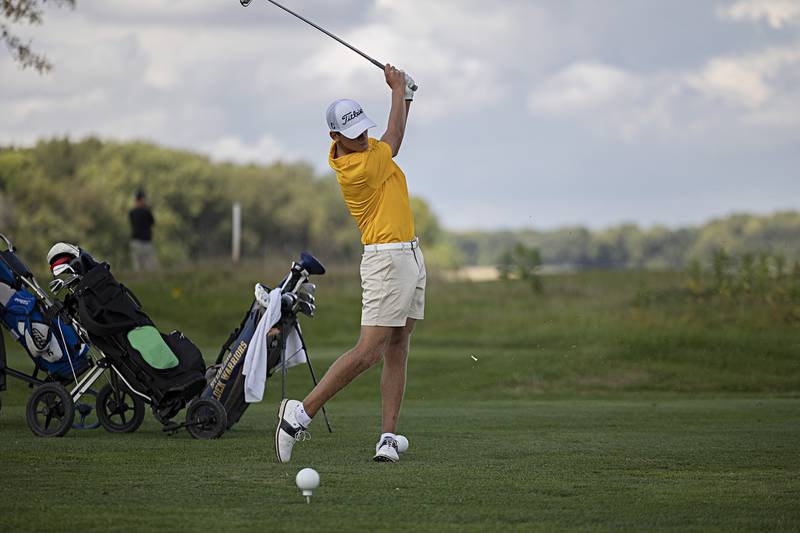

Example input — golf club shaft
[260,0,418,91]
[265,0,384,70]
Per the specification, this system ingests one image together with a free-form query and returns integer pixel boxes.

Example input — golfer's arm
[381,87,407,157]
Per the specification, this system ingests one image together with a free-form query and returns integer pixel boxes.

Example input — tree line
[2,137,797,273]
[450,212,800,270]
[0,137,448,267]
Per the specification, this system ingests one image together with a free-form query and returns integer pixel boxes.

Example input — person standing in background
[128,189,157,271]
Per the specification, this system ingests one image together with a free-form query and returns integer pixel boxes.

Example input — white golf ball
[296,468,320,493]
[396,434,409,454]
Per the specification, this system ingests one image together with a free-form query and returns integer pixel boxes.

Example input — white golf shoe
[275,399,309,463]
[373,435,400,463]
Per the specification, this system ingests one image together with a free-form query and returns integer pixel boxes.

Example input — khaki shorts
[360,246,426,327]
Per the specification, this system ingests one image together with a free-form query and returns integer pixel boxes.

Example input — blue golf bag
[0,243,91,388]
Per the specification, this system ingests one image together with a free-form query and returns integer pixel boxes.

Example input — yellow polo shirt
[329,138,415,245]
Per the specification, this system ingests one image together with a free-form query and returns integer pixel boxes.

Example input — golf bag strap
[215,329,240,365]
[215,304,253,365]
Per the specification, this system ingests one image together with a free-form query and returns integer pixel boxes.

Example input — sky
[1,0,799,231]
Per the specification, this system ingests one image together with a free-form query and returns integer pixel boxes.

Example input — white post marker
[296,468,320,503]
[232,202,241,263]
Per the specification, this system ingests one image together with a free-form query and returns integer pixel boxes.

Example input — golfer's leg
[302,325,392,418]
[381,318,416,433]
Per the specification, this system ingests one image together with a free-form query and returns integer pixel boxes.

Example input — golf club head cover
[254,283,271,308]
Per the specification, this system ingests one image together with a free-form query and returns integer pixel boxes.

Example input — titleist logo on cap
[341,108,364,126]
[326,98,375,137]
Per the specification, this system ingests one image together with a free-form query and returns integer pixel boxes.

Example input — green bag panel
[127,326,179,370]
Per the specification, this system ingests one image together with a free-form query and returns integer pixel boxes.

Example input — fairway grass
[1,374,798,531]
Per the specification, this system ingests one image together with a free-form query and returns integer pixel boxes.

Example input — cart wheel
[72,388,101,430]
[185,398,227,439]
[26,383,75,437]
[97,383,145,433]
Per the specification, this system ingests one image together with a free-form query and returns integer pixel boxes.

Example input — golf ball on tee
[396,435,409,453]
[296,468,320,502]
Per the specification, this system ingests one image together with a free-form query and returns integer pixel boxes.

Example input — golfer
[276,64,424,463]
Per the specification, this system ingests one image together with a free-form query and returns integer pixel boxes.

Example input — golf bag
[63,257,207,424]
[203,299,283,428]
[203,252,331,432]
[0,243,91,389]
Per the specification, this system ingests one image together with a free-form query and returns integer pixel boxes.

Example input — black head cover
[299,252,325,276]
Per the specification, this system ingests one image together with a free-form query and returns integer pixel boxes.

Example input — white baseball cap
[326,98,376,139]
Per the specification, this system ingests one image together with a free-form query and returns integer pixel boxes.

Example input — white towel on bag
[242,285,308,403]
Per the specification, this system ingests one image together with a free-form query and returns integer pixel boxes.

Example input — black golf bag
[203,251,331,432]
[61,256,217,432]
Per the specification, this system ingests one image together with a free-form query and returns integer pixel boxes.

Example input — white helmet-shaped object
[47,242,81,277]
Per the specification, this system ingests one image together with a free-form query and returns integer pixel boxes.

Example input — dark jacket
[129,207,155,241]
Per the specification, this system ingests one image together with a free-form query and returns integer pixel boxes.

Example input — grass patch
[1,387,798,531]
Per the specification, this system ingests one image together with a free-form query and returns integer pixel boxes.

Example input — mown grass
[1,265,799,531]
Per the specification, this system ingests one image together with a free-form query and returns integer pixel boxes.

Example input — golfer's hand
[404,73,416,101]
[385,64,406,91]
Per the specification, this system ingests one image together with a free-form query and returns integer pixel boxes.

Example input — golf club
[239,0,418,91]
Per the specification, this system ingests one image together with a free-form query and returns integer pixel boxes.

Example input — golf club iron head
[301,282,316,295]
[298,291,315,306]
[48,278,65,293]
[298,300,315,317]
[48,273,79,294]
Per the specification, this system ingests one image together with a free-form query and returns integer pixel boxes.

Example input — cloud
[686,46,800,108]
[526,62,679,141]
[526,43,800,143]
[526,62,643,114]
[204,135,298,165]
[718,0,800,28]
[297,0,548,119]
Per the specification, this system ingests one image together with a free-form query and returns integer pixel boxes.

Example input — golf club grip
[371,60,419,91]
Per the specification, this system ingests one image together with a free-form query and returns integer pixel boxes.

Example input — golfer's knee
[387,331,411,354]
[352,344,383,369]
[389,333,409,348]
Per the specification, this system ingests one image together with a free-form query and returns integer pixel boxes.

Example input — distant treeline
[2,138,797,272]
[450,212,800,269]
[0,138,449,267]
